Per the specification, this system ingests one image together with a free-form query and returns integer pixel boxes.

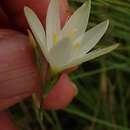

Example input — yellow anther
[74,42,80,49]
[68,29,77,38]
[53,33,58,45]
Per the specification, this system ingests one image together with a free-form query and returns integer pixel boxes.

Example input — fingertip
[43,73,78,110]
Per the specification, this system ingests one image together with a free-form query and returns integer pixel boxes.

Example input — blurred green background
[10,0,130,130]
[60,0,130,130]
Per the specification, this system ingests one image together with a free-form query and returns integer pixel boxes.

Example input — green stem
[51,111,63,130]
[32,94,46,130]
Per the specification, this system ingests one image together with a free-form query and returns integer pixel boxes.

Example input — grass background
[60,0,130,130]
[10,0,130,130]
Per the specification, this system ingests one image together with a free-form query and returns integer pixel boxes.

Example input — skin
[0,1,76,129]
[1,0,72,30]
[0,29,77,111]
[0,29,40,110]
[0,111,18,130]
[44,73,78,109]
[0,29,77,130]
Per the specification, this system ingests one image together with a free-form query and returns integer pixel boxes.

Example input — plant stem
[32,94,46,130]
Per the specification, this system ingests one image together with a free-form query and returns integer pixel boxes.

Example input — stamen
[68,29,77,38]
[74,42,80,49]
[53,33,58,45]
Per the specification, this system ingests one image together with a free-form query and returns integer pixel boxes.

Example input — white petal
[48,38,73,70]
[24,7,48,57]
[62,44,119,70]
[62,0,91,40]
[71,20,109,59]
[46,0,61,50]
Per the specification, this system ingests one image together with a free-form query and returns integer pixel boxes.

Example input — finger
[1,0,72,30]
[43,73,78,110]
[0,93,30,111]
[0,29,40,110]
[60,0,73,26]
[0,111,18,130]
[0,29,77,111]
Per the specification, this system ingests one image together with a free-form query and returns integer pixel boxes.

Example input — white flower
[24,0,118,73]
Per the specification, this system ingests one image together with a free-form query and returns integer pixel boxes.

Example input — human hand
[0,29,77,129]
[0,29,77,111]
[0,1,77,129]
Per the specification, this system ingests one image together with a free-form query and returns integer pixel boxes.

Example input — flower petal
[62,44,119,70]
[71,20,109,59]
[49,38,73,72]
[62,0,91,40]
[46,0,61,50]
[24,7,48,56]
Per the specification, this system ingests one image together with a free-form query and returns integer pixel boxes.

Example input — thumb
[43,73,78,110]
[0,29,41,110]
